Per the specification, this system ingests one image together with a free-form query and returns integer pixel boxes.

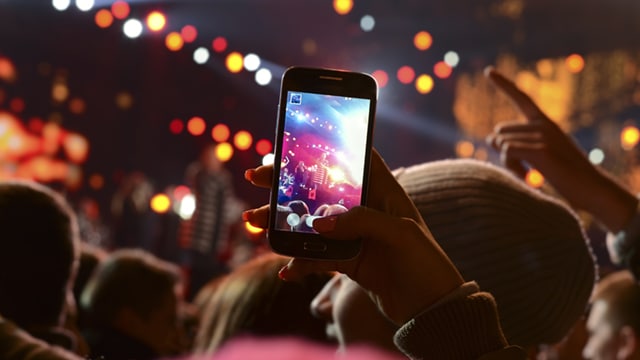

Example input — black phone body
[268,66,377,260]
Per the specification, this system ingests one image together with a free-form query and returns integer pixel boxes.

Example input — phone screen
[273,90,373,234]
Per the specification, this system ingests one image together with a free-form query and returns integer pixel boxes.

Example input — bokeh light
[187,116,206,136]
[165,32,184,51]
[69,97,86,114]
[76,0,94,12]
[414,31,433,51]
[243,53,261,71]
[588,148,605,165]
[397,66,416,84]
[115,92,133,110]
[525,168,545,188]
[434,61,453,79]
[621,125,640,150]
[255,68,272,86]
[95,9,114,28]
[262,153,275,166]
[360,15,375,32]
[10,98,25,113]
[52,0,71,11]
[333,0,353,15]
[88,173,104,189]
[444,51,460,67]
[193,47,210,64]
[245,221,264,234]
[169,118,184,134]
[415,74,434,94]
[111,0,130,19]
[371,70,388,88]
[52,83,69,102]
[215,142,234,162]
[225,52,244,73]
[150,193,171,214]
[233,130,253,150]
[0,57,16,82]
[255,139,273,155]
[211,123,230,142]
[181,25,197,43]
[212,37,227,53]
[146,11,166,32]
[455,140,474,158]
[63,133,89,163]
[123,19,143,39]
[566,54,585,73]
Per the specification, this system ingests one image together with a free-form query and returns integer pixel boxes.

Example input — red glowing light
[181,25,198,43]
[173,185,191,200]
[9,98,25,113]
[212,37,228,53]
[397,66,415,84]
[433,61,453,79]
[256,139,273,155]
[111,1,130,20]
[371,70,388,88]
[169,119,184,134]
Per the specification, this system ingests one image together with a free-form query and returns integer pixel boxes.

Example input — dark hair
[81,248,181,326]
[0,181,79,328]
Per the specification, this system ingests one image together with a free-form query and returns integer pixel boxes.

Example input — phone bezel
[267,66,378,260]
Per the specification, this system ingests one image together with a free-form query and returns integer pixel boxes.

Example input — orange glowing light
[333,0,354,15]
[165,32,184,52]
[173,185,191,200]
[566,54,585,73]
[415,74,434,94]
[621,125,640,150]
[234,130,253,151]
[211,123,230,142]
[212,37,228,53]
[63,133,90,164]
[69,98,86,114]
[95,9,114,28]
[89,174,104,189]
[414,31,433,51]
[0,57,16,82]
[169,119,184,134]
[245,221,264,234]
[455,140,475,158]
[52,83,69,102]
[28,117,44,133]
[111,1,130,20]
[371,70,388,88]
[150,193,171,214]
[225,52,244,73]
[397,66,416,84]
[181,25,197,43]
[525,169,545,188]
[433,61,453,79]
[187,116,206,136]
[147,11,166,32]
[255,139,273,155]
[215,142,234,162]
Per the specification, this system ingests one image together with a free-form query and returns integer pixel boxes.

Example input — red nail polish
[278,265,289,280]
[242,210,250,222]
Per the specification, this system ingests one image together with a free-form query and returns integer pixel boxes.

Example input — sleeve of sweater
[393,282,526,360]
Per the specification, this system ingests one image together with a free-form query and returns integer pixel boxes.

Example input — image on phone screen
[274,91,372,234]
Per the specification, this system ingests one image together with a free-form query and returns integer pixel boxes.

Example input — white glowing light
[360,15,375,32]
[178,194,196,220]
[589,148,605,165]
[193,47,210,64]
[243,53,261,71]
[75,0,94,11]
[255,68,273,86]
[52,0,71,10]
[262,153,275,166]
[123,19,144,39]
[444,51,460,67]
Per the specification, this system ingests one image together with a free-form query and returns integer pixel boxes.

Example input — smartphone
[268,66,377,260]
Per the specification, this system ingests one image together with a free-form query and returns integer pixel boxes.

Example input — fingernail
[242,210,251,222]
[244,169,254,181]
[313,215,338,232]
[278,265,290,281]
[483,66,494,77]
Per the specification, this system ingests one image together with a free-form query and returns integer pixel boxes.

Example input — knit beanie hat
[393,158,596,347]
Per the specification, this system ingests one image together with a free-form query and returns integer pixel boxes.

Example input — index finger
[484,67,548,122]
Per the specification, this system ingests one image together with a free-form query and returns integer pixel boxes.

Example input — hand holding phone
[268,67,378,260]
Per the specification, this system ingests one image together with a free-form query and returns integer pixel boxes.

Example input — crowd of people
[1,68,640,360]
